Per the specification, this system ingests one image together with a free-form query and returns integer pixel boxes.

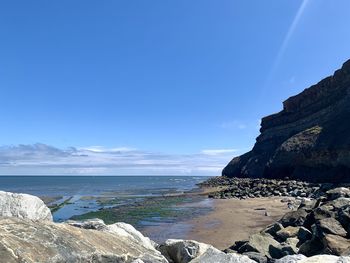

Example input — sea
[0,176,211,223]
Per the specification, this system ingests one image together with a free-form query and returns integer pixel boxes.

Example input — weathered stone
[189,247,255,263]
[298,238,324,257]
[158,239,210,263]
[280,209,308,227]
[0,190,52,221]
[243,233,282,258]
[242,252,267,263]
[317,218,347,237]
[0,217,167,263]
[262,222,284,238]
[326,198,350,210]
[297,227,313,243]
[327,188,350,200]
[275,254,306,263]
[277,226,300,241]
[299,255,350,262]
[322,234,350,256]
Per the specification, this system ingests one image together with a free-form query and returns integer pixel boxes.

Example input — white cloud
[0,143,241,176]
[201,149,238,155]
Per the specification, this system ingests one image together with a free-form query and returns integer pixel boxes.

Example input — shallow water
[0,176,211,221]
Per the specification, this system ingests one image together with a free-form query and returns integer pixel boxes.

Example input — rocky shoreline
[1,186,350,262]
[199,176,322,200]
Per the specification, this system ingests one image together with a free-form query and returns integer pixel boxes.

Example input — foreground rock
[276,254,350,262]
[228,187,350,261]
[222,59,350,183]
[158,239,255,263]
[0,190,52,221]
[0,217,167,263]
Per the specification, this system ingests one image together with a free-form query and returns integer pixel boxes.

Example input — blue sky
[1,0,350,175]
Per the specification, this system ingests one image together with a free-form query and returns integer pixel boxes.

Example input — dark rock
[222,59,350,183]
[297,227,312,244]
[298,237,324,257]
[262,223,284,238]
[280,209,308,227]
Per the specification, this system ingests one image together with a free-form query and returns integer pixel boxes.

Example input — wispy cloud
[0,143,242,176]
[201,149,238,155]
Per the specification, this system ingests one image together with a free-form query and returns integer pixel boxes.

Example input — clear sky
[1,0,350,175]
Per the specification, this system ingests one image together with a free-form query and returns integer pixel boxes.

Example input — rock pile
[1,190,350,262]
[200,176,321,200]
[226,187,350,262]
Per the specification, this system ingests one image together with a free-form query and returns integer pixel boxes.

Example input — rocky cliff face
[223,59,350,182]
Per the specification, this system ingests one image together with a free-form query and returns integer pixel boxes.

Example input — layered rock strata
[223,59,350,182]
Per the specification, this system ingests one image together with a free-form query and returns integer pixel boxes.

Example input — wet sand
[184,197,292,250]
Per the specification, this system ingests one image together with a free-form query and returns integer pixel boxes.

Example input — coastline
[183,196,292,250]
[141,186,293,249]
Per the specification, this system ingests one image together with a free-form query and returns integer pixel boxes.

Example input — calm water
[0,176,210,221]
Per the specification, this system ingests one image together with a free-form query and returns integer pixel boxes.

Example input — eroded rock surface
[0,217,167,263]
[223,59,350,183]
[0,190,52,221]
[158,239,255,263]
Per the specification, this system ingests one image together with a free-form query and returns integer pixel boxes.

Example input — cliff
[223,59,350,182]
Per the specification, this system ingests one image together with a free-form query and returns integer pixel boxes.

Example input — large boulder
[275,254,306,263]
[242,233,282,258]
[0,217,167,263]
[158,239,255,263]
[322,234,350,256]
[0,191,52,221]
[276,255,350,263]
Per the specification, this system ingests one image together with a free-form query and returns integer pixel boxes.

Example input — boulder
[277,255,350,263]
[277,226,300,241]
[325,198,350,210]
[297,227,313,243]
[158,239,210,263]
[0,191,52,221]
[275,254,306,263]
[298,238,324,257]
[262,222,284,238]
[322,234,350,256]
[158,239,255,263]
[243,233,282,258]
[0,217,167,263]
[280,209,308,227]
[299,255,350,262]
[317,218,347,237]
[189,246,255,263]
[242,252,267,263]
[327,188,350,200]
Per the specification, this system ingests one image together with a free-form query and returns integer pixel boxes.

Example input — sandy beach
[184,197,292,250]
